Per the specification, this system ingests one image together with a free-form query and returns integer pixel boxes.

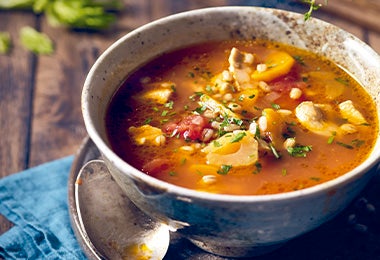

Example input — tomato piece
[164,114,210,141]
[142,158,171,175]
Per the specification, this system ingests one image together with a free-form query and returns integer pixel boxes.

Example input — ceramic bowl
[81,6,380,257]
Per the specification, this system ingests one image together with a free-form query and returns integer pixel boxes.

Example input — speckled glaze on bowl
[82,7,380,257]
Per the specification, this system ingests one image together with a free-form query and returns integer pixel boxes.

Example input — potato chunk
[339,100,367,125]
[135,81,175,104]
[201,131,258,166]
[128,125,166,146]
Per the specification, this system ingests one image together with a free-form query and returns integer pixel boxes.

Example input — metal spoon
[75,160,170,260]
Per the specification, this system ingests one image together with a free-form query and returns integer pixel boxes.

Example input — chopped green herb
[143,117,152,125]
[230,132,246,143]
[217,165,232,175]
[351,139,365,148]
[327,131,336,144]
[287,144,312,157]
[281,168,287,176]
[336,141,354,149]
[238,95,245,101]
[271,103,281,110]
[253,162,262,174]
[335,77,349,86]
[205,85,213,93]
[164,100,174,109]
[168,171,177,176]
[213,140,222,147]
[232,118,244,126]
[194,105,207,114]
[310,177,321,181]
[161,110,168,116]
[188,71,195,78]
[152,107,159,112]
[180,157,187,165]
[293,55,306,66]
[269,143,281,159]
[249,94,256,99]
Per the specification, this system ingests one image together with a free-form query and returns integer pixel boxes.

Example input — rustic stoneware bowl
[82,6,380,257]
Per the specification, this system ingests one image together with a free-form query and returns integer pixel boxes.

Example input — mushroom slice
[228,47,254,89]
[295,101,337,136]
[339,100,368,125]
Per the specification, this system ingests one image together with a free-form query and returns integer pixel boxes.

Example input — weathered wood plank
[0,11,36,174]
[0,10,36,236]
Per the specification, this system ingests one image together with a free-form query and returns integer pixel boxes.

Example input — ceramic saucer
[68,137,380,259]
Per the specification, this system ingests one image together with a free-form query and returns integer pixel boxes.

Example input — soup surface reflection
[106,40,378,195]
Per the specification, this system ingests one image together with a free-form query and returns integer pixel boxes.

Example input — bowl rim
[82,6,380,203]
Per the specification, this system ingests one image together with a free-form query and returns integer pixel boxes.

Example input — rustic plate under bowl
[68,137,380,259]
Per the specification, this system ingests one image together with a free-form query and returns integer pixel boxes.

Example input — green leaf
[45,1,116,30]
[287,144,312,157]
[0,0,35,9]
[0,31,11,54]
[217,165,232,175]
[33,0,49,13]
[20,26,54,54]
[230,132,246,143]
[269,143,281,159]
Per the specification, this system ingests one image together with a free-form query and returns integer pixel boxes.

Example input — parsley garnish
[293,55,306,66]
[336,141,354,149]
[269,143,281,159]
[271,103,281,110]
[327,131,336,144]
[253,162,262,174]
[143,117,152,125]
[213,140,222,147]
[217,165,232,175]
[230,132,246,143]
[194,105,207,114]
[351,139,365,148]
[168,171,177,176]
[287,144,312,157]
[164,100,174,109]
[335,77,349,86]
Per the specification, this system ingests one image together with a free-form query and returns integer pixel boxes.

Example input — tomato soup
[105,40,378,195]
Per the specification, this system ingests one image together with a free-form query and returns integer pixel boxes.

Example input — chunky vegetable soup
[106,40,378,195]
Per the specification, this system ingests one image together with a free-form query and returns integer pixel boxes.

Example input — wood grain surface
[0,0,379,253]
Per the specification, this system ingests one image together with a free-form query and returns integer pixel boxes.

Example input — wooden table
[1,0,379,256]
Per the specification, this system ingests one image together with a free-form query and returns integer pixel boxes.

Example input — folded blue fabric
[0,156,86,259]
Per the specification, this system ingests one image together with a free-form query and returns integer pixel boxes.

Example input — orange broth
[105,40,378,195]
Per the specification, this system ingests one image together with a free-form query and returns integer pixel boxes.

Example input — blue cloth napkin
[0,156,86,259]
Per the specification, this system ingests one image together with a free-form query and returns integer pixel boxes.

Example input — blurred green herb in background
[0,0,325,55]
[20,26,54,54]
[302,0,328,21]
[0,0,122,54]
[0,32,11,54]
[0,0,122,29]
